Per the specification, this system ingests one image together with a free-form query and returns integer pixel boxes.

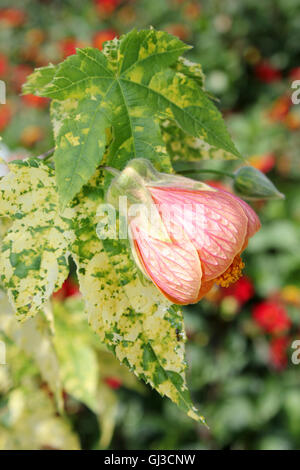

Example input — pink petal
[149,187,248,281]
[228,192,261,239]
[196,279,215,301]
[131,221,202,305]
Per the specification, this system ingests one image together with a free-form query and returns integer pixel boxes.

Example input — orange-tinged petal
[218,189,261,250]
[231,193,261,238]
[149,187,248,282]
[196,279,215,301]
[131,222,202,305]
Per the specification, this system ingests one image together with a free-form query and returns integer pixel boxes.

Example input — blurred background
[0,0,300,450]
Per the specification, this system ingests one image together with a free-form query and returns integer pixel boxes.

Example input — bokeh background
[0,0,300,450]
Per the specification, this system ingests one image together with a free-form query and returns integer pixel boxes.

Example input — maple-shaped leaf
[161,119,239,161]
[0,158,205,422]
[0,160,74,320]
[23,29,242,209]
[70,169,205,424]
[22,63,58,96]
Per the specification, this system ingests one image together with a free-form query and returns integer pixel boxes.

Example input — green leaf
[53,94,110,210]
[147,69,241,158]
[71,169,205,423]
[24,28,241,208]
[161,119,239,161]
[22,63,58,96]
[0,159,205,423]
[37,47,114,100]
[0,160,75,319]
[172,56,205,89]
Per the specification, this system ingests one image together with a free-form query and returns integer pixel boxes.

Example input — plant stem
[100,166,121,177]
[36,147,55,161]
[177,168,234,178]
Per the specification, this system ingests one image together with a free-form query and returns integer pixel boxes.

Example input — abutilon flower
[107,159,261,305]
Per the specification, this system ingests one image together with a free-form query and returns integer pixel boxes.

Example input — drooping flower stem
[36,147,55,161]
[177,168,235,178]
[100,166,121,177]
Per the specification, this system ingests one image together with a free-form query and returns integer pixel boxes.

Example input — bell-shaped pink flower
[107,159,261,305]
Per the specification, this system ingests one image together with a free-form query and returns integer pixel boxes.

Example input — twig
[36,147,55,161]
[177,168,234,178]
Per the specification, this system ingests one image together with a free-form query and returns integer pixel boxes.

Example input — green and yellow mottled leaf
[147,69,241,159]
[22,63,58,96]
[36,48,114,101]
[161,119,238,161]
[0,160,74,319]
[8,28,243,423]
[0,158,204,422]
[71,170,204,423]
[53,93,110,210]
[24,28,240,208]
[172,56,205,89]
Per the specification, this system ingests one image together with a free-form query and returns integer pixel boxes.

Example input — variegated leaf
[161,119,238,161]
[22,63,58,96]
[0,160,75,319]
[71,170,205,423]
[172,56,205,90]
[24,28,241,209]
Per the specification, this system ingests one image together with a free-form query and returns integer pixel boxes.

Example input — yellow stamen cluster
[215,255,245,288]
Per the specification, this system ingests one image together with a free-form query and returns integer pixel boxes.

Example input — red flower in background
[221,276,254,305]
[22,94,49,109]
[252,300,291,334]
[20,125,44,148]
[289,67,300,81]
[166,24,189,40]
[269,336,290,370]
[184,2,201,20]
[104,377,122,390]
[0,104,12,131]
[268,95,291,122]
[53,277,80,300]
[254,60,282,83]
[94,0,121,15]
[11,64,33,93]
[0,53,8,77]
[59,38,84,59]
[280,285,300,307]
[0,8,26,27]
[248,153,276,173]
[284,112,300,131]
[93,30,118,50]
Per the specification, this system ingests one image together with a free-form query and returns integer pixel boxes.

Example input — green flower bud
[233,166,284,200]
